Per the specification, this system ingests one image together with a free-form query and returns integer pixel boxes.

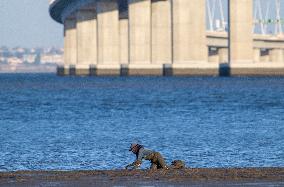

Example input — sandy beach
[0,168,283,187]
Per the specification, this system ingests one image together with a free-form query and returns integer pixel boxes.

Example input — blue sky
[0,0,63,48]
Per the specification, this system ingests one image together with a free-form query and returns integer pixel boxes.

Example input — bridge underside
[50,0,284,76]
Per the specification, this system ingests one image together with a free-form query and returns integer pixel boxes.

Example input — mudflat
[0,168,283,187]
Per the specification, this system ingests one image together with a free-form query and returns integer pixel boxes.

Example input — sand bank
[0,168,283,187]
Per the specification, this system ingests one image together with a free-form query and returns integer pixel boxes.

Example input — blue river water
[0,74,283,171]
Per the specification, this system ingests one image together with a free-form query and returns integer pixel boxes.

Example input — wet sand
[0,168,283,187]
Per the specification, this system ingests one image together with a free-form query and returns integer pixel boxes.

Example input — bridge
[49,0,284,76]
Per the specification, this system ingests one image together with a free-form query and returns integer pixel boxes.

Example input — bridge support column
[229,0,253,65]
[151,0,172,65]
[120,19,129,65]
[62,17,77,75]
[219,48,228,63]
[96,0,120,75]
[270,49,283,63]
[253,48,260,63]
[128,0,160,75]
[76,8,97,76]
[172,0,208,75]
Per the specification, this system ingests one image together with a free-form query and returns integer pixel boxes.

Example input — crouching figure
[125,143,168,170]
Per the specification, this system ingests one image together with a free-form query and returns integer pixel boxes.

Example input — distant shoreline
[0,168,283,186]
[0,64,56,73]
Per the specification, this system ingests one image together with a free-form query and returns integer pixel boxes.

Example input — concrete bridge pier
[253,48,260,63]
[76,7,97,76]
[219,48,228,63]
[96,0,120,75]
[119,18,129,65]
[172,0,213,76]
[270,49,284,63]
[229,0,254,75]
[151,0,172,65]
[128,0,159,75]
[63,17,77,75]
